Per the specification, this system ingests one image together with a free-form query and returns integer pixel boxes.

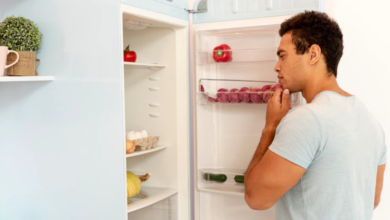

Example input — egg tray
[133,136,160,151]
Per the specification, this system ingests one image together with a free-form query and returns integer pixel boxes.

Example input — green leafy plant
[0,15,42,51]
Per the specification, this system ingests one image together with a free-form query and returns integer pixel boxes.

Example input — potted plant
[0,16,42,76]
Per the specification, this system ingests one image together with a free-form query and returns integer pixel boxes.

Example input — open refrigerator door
[192,17,305,220]
[120,4,190,220]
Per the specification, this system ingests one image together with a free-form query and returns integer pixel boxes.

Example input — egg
[135,131,142,140]
[127,131,136,140]
[141,130,148,138]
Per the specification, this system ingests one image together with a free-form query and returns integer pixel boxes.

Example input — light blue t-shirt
[269,91,387,220]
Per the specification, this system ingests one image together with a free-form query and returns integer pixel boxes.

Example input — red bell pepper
[213,44,232,62]
[124,45,137,62]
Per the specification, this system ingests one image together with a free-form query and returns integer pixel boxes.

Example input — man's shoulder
[280,105,321,130]
[286,105,319,121]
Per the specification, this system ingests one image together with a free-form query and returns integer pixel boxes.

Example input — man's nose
[274,63,281,73]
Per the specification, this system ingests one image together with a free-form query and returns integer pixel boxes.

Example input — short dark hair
[279,11,343,77]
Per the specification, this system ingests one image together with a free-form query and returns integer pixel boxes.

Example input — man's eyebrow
[277,49,286,56]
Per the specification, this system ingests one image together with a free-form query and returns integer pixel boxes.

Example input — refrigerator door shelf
[197,91,273,105]
[198,92,302,106]
[196,25,280,54]
[197,48,277,65]
[198,168,246,196]
[199,78,278,90]
[198,78,302,106]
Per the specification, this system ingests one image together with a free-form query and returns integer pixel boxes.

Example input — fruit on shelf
[124,45,137,62]
[250,88,263,103]
[200,84,278,104]
[263,90,273,103]
[227,88,240,103]
[217,88,228,103]
[212,44,233,62]
[239,87,251,103]
[209,97,218,102]
[272,84,283,90]
[126,140,135,154]
[261,84,283,103]
[127,172,150,198]
[127,171,141,198]
[261,85,272,92]
[203,173,227,183]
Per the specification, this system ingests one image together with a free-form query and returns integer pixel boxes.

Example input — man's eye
[280,55,284,59]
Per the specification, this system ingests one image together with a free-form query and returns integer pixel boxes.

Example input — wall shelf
[126,145,167,158]
[127,187,177,213]
[0,76,54,82]
[124,62,166,69]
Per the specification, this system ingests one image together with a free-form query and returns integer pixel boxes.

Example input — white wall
[0,1,126,219]
[332,1,390,219]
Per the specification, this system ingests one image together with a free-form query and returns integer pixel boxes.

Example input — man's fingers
[273,88,283,103]
[282,89,290,109]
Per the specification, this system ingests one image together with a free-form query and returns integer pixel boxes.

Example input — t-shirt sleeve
[269,107,323,169]
[378,133,387,165]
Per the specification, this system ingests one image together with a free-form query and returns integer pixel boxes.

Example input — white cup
[0,46,19,76]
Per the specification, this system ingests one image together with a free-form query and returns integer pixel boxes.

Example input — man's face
[274,32,308,93]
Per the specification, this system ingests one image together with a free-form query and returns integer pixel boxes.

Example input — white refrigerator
[121,1,320,220]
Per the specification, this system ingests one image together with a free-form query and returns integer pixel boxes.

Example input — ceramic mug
[0,46,19,76]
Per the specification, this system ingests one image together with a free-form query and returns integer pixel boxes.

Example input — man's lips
[278,76,283,82]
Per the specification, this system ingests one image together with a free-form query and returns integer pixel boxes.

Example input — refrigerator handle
[233,0,238,13]
[266,0,273,10]
[185,0,208,13]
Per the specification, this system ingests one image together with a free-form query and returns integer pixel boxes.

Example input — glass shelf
[124,62,166,69]
[127,186,177,213]
[126,145,167,158]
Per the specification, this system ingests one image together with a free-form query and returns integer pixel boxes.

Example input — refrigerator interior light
[124,20,152,30]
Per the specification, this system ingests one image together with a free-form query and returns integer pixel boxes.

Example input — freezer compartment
[199,168,246,196]
[197,48,277,65]
[197,78,302,106]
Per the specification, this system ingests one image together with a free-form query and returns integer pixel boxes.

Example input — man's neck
[301,73,351,103]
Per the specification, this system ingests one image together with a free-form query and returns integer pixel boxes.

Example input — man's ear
[308,44,321,65]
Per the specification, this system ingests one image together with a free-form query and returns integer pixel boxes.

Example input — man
[244,11,387,220]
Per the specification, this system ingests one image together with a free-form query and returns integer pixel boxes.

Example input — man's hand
[265,88,291,130]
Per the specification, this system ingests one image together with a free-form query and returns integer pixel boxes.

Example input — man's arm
[244,89,306,210]
[245,127,276,181]
[375,164,386,209]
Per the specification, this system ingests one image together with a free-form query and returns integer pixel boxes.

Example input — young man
[244,11,387,220]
